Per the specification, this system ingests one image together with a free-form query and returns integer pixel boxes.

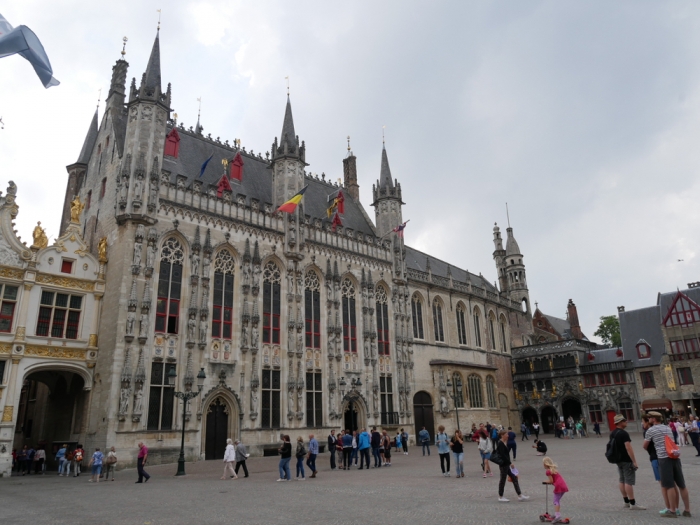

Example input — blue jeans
[279,457,291,480]
[306,453,317,473]
[453,452,464,476]
[359,448,370,469]
[295,456,305,478]
[651,459,660,482]
[422,442,430,455]
[351,448,358,464]
[372,447,381,466]
[91,464,102,476]
[507,442,517,460]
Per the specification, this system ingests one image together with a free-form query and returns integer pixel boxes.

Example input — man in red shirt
[136,442,150,483]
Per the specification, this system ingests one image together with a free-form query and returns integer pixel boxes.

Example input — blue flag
[199,154,213,178]
[0,14,59,88]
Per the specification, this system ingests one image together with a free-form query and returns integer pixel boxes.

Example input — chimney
[343,150,360,202]
[617,305,625,313]
[567,299,583,339]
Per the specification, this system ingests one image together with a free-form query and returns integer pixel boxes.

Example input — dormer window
[230,152,244,181]
[164,128,180,158]
[636,341,651,359]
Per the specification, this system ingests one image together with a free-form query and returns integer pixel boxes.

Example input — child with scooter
[541,457,570,523]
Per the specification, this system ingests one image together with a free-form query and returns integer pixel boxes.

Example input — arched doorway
[413,391,434,441]
[205,397,229,460]
[13,368,89,470]
[342,393,366,432]
[562,397,582,421]
[540,405,557,434]
[522,406,539,426]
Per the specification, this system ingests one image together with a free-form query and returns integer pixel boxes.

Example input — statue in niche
[288,224,296,245]
[119,180,128,202]
[201,288,209,309]
[187,314,197,342]
[328,389,335,415]
[440,395,448,413]
[191,252,200,276]
[296,331,303,353]
[146,241,156,268]
[252,264,261,284]
[70,195,85,223]
[242,264,251,286]
[364,339,370,360]
[199,318,207,344]
[326,279,333,302]
[119,387,130,413]
[286,268,294,294]
[288,388,294,414]
[297,388,303,412]
[32,222,48,249]
[139,313,148,338]
[373,390,379,411]
[134,388,144,413]
[126,311,135,336]
[133,177,143,200]
[251,325,259,348]
[98,237,108,262]
[133,241,142,266]
[250,390,258,414]
[148,181,158,205]
[296,274,303,295]
[241,323,248,347]
[202,255,211,278]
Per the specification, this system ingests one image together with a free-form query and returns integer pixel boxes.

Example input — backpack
[491,428,498,440]
[605,430,622,464]
[74,450,83,462]
[664,435,680,459]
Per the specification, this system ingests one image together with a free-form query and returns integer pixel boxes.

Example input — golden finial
[347,135,351,152]
[285,76,289,95]
[157,9,162,30]
[173,112,178,123]
[121,36,128,57]
[222,158,229,168]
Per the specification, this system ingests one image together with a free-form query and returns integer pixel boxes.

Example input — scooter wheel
[539,516,546,522]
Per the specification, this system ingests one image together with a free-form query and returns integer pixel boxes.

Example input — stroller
[539,482,571,523]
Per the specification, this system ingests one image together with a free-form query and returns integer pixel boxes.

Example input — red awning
[641,399,673,411]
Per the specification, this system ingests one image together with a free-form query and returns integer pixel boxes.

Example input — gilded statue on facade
[70,195,85,223]
[31,221,48,249]
[98,237,108,262]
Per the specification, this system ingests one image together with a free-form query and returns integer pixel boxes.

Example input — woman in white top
[478,429,494,478]
[677,419,687,446]
[105,447,117,480]
[222,438,238,480]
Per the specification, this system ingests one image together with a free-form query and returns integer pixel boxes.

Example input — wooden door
[205,398,228,460]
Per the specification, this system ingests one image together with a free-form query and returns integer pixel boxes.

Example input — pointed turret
[492,223,508,293]
[371,142,404,238]
[496,222,530,314]
[141,31,162,97]
[270,95,306,208]
[280,96,296,150]
[505,227,521,256]
[379,146,394,190]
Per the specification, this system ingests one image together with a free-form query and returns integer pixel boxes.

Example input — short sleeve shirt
[612,429,632,463]
[644,423,672,459]
[137,446,148,458]
[92,451,104,466]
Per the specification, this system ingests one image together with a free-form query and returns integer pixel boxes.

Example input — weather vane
[347,135,351,152]
[121,36,128,57]
[157,9,162,30]
[382,125,386,145]
[96,88,101,110]
[285,76,289,95]
[0,117,4,130]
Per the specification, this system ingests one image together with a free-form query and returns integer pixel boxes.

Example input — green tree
[594,315,621,347]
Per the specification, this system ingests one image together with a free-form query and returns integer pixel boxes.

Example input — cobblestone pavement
[1,432,698,525]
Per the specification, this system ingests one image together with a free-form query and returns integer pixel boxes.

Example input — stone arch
[260,254,285,273]
[199,385,242,458]
[340,272,359,291]
[21,361,93,391]
[157,229,191,258]
[341,390,367,432]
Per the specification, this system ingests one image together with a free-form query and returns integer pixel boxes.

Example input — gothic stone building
[50,30,535,466]
[0,183,105,476]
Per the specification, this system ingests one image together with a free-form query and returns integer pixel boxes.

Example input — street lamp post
[446,377,463,432]
[168,367,206,476]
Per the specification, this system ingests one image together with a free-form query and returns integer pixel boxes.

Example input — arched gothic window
[304,270,321,349]
[376,285,390,355]
[456,303,468,346]
[262,262,281,344]
[499,315,508,353]
[473,307,482,347]
[452,372,464,408]
[468,374,483,408]
[411,294,424,340]
[156,238,184,334]
[212,250,235,339]
[342,279,357,352]
[486,375,497,408]
[489,313,497,350]
[433,299,445,342]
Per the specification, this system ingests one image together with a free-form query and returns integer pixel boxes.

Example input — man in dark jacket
[234,440,249,478]
[371,427,382,467]
[327,430,337,470]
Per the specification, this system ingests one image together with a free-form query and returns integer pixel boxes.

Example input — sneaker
[489,472,493,477]
[498,497,509,502]
[299,477,306,481]
[276,478,286,482]
[659,509,677,518]
[518,495,530,501]
[682,511,692,517]
[483,473,487,478]
[630,504,646,511]
[623,503,631,509]
[551,517,562,524]
[446,472,450,477]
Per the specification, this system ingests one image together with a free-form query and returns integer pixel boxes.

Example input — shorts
[553,492,564,506]
[658,458,686,489]
[650,459,660,482]
[91,464,102,476]
[384,449,391,459]
[617,462,636,486]
[480,451,491,460]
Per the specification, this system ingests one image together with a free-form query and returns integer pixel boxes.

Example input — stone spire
[143,31,161,93]
[270,96,306,207]
[379,145,394,190]
[76,110,99,165]
[280,96,296,151]
[371,142,404,238]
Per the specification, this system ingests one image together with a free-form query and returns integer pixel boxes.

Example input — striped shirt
[644,424,672,459]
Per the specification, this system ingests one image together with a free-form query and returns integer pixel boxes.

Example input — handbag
[106,454,117,465]
[664,435,680,459]
[489,450,504,466]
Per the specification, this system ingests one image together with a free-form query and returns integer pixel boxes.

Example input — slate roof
[657,287,700,314]
[76,109,98,165]
[379,146,393,189]
[587,346,624,364]
[505,227,521,256]
[619,305,665,367]
[542,313,573,338]
[161,127,377,236]
[403,246,498,293]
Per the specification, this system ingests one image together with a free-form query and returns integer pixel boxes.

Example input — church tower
[270,96,307,209]
[493,223,531,314]
[371,143,403,239]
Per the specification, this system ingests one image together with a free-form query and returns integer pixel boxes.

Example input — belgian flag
[276,185,308,213]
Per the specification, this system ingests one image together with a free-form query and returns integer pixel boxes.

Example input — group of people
[12,443,117,481]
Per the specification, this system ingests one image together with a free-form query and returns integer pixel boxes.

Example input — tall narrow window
[261,369,281,428]
[262,262,281,344]
[86,191,92,210]
[500,316,508,352]
[452,372,464,408]
[376,285,390,355]
[342,279,357,352]
[468,374,483,408]
[36,291,82,339]
[304,271,321,349]
[156,238,184,334]
[473,308,482,347]
[489,314,496,350]
[456,304,468,345]
[212,250,235,339]
[147,362,176,430]
[100,178,107,199]
[411,295,424,339]
[433,299,445,342]
[0,284,18,333]
[380,376,395,424]
[485,376,497,408]
[305,372,323,427]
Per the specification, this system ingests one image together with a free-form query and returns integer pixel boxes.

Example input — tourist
[450,429,465,478]
[222,438,237,480]
[295,436,306,480]
[609,414,645,510]
[641,415,676,513]
[336,430,344,469]
[104,446,117,481]
[436,425,451,477]
[507,427,518,460]
[543,456,568,522]
[496,429,529,502]
[136,441,150,483]
[521,422,529,441]
[533,422,540,439]
[491,425,499,448]
[34,446,46,474]
[643,411,691,518]
[533,439,547,455]
[88,447,104,483]
[277,435,292,481]
[64,447,74,476]
[341,429,353,469]
[327,430,337,470]
[670,418,679,445]
[55,444,67,476]
[382,430,392,466]
[690,416,700,456]
[72,443,84,477]
[234,440,249,478]
[307,434,318,478]
[593,421,601,437]
[371,427,382,467]
[575,421,584,439]
[580,418,588,437]
[401,428,409,455]
[419,426,431,456]
[16,446,27,475]
[11,448,16,473]
[478,429,493,478]
[350,430,358,467]
[395,430,402,453]
[379,429,386,466]
[677,419,687,447]
[358,428,371,470]
[25,445,35,475]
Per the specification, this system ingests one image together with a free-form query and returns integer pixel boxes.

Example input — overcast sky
[2,1,700,341]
